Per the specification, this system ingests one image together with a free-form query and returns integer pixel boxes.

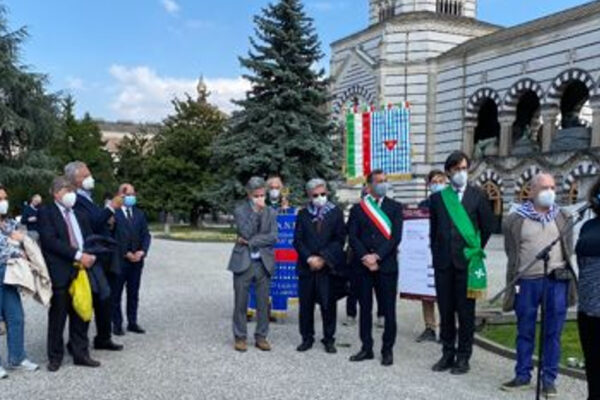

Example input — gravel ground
[0,237,587,400]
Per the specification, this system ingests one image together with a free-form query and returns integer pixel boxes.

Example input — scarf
[516,201,559,225]
[307,201,336,223]
[440,187,487,300]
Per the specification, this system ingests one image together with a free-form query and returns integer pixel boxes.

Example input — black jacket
[113,207,152,265]
[347,197,403,275]
[429,185,493,270]
[293,206,346,277]
[38,203,93,289]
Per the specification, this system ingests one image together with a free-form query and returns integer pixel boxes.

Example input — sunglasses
[312,193,327,199]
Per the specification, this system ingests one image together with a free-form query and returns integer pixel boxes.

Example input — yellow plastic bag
[69,264,93,322]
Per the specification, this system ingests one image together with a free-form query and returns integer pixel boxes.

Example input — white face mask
[312,194,328,208]
[268,189,280,201]
[0,200,9,215]
[451,171,468,188]
[429,183,446,194]
[61,192,77,209]
[536,189,556,208]
[82,176,95,191]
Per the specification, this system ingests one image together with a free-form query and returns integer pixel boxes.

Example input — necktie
[127,208,133,221]
[63,209,79,249]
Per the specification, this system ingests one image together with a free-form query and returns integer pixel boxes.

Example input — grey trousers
[233,261,270,340]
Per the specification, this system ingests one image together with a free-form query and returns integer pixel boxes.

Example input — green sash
[440,186,487,300]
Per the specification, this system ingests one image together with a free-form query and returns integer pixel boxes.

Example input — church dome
[369,0,477,25]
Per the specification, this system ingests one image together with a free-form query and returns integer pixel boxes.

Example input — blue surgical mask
[373,182,389,198]
[429,183,446,194]
[124,195,137,207]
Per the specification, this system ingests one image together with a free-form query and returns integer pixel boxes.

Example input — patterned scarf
[307,201,336,222]
[516,200,559,225]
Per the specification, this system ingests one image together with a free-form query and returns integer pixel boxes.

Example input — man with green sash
[348,169,403,367]
[429,151,493,375]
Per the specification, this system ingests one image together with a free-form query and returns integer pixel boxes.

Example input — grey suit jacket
[227,201,278,275]
[502,209,577,312]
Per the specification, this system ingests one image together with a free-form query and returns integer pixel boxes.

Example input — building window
[436,0,463,16]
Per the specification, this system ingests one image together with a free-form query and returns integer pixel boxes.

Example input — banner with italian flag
[345,104,411,180]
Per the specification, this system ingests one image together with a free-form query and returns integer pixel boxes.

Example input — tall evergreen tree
[0,6,61,210]
[211,0,337,206]
[51,96,117,201]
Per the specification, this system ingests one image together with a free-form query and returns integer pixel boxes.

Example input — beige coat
[502,209,577,312]
[4,235,52,306]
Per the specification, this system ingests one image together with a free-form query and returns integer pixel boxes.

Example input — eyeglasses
[312,193,327,199]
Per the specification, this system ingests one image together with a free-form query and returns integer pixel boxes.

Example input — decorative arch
[514,165,541,201]
[332,84,376,116]
[503,78,545,112]
[475,169,504,194]
[465,87,502,120]
[546,68,596,107]
[562,160,600,191]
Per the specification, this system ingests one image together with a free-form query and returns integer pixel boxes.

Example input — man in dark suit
[429,151,494,374]
[38,176,100,371]
[348,169,403,366]
[111,183,151,335]
[293,178,346,354]
[21,194,42,239]
[64,161,123,351]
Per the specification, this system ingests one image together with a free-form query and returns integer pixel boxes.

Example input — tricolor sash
[360,195,392,240]
[440,187,487,300]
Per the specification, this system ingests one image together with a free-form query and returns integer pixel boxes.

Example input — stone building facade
[330,0,600,229]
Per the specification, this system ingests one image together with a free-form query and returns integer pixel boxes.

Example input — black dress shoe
[323,343,337,354]
[113,326,125,336]
[94,340,124,351]
[349,349,374,362]
[73,356,101,368]
[451,359,470,375]
[296,341,313,352]
[127,324,146,334]
[432,355,455,372]
[381,352,393,366]
[47,361,61,372]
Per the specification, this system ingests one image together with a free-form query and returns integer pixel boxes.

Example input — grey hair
[245,176,266,192]
[50,176,74,195]
[530,171,554,189]
[64,161,88,184]
[306,178,327,192]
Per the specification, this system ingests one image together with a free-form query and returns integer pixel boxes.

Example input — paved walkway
[0,238,587,399]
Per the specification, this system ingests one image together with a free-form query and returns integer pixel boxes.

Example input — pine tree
[211,0,337,206]
[143,82,227,224]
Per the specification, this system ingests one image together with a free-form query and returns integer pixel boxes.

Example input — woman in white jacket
[0,186,38,379]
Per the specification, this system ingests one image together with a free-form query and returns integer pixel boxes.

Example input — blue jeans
[515,277,568,386]
[0,263,26,366]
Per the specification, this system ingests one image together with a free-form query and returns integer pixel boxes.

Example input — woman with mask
[0,185,39,378]
[575,178,600,400]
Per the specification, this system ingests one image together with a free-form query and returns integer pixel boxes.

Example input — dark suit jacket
[293,206,346,277]
[429,185,494,271]
[347,197,403,275]
[74,193,113,236]
[21,204,39,232]
[113,207,151,266]
[38,203,93,290]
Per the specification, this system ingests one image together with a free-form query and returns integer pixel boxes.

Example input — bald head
[119,183,135,196]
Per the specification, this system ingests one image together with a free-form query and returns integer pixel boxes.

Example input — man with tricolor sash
[347,169,403,367]
[429,151,494,375]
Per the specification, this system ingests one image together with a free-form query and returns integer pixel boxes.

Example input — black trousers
[578,312,600,400]
[435,266,476,361]
[356,270,398,354]
[346,273,384,318]
[298,272,337,344]
[111,261,144,328]
[47,289,90,363]
[93,291,113,345]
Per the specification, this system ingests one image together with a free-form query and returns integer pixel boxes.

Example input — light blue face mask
[429,183,447,194]
[124,195,137,207]
[373,182,389,198]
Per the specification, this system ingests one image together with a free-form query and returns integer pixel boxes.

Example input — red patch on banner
[384,140,398,151]
[275,249,298,263]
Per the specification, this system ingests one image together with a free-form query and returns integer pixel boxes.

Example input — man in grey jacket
[228,177,278,352]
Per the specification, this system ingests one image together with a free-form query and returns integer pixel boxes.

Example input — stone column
[463,119,476,158]
[540,105,559,153]
[590,96,600,148]
[498,112,515,157]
